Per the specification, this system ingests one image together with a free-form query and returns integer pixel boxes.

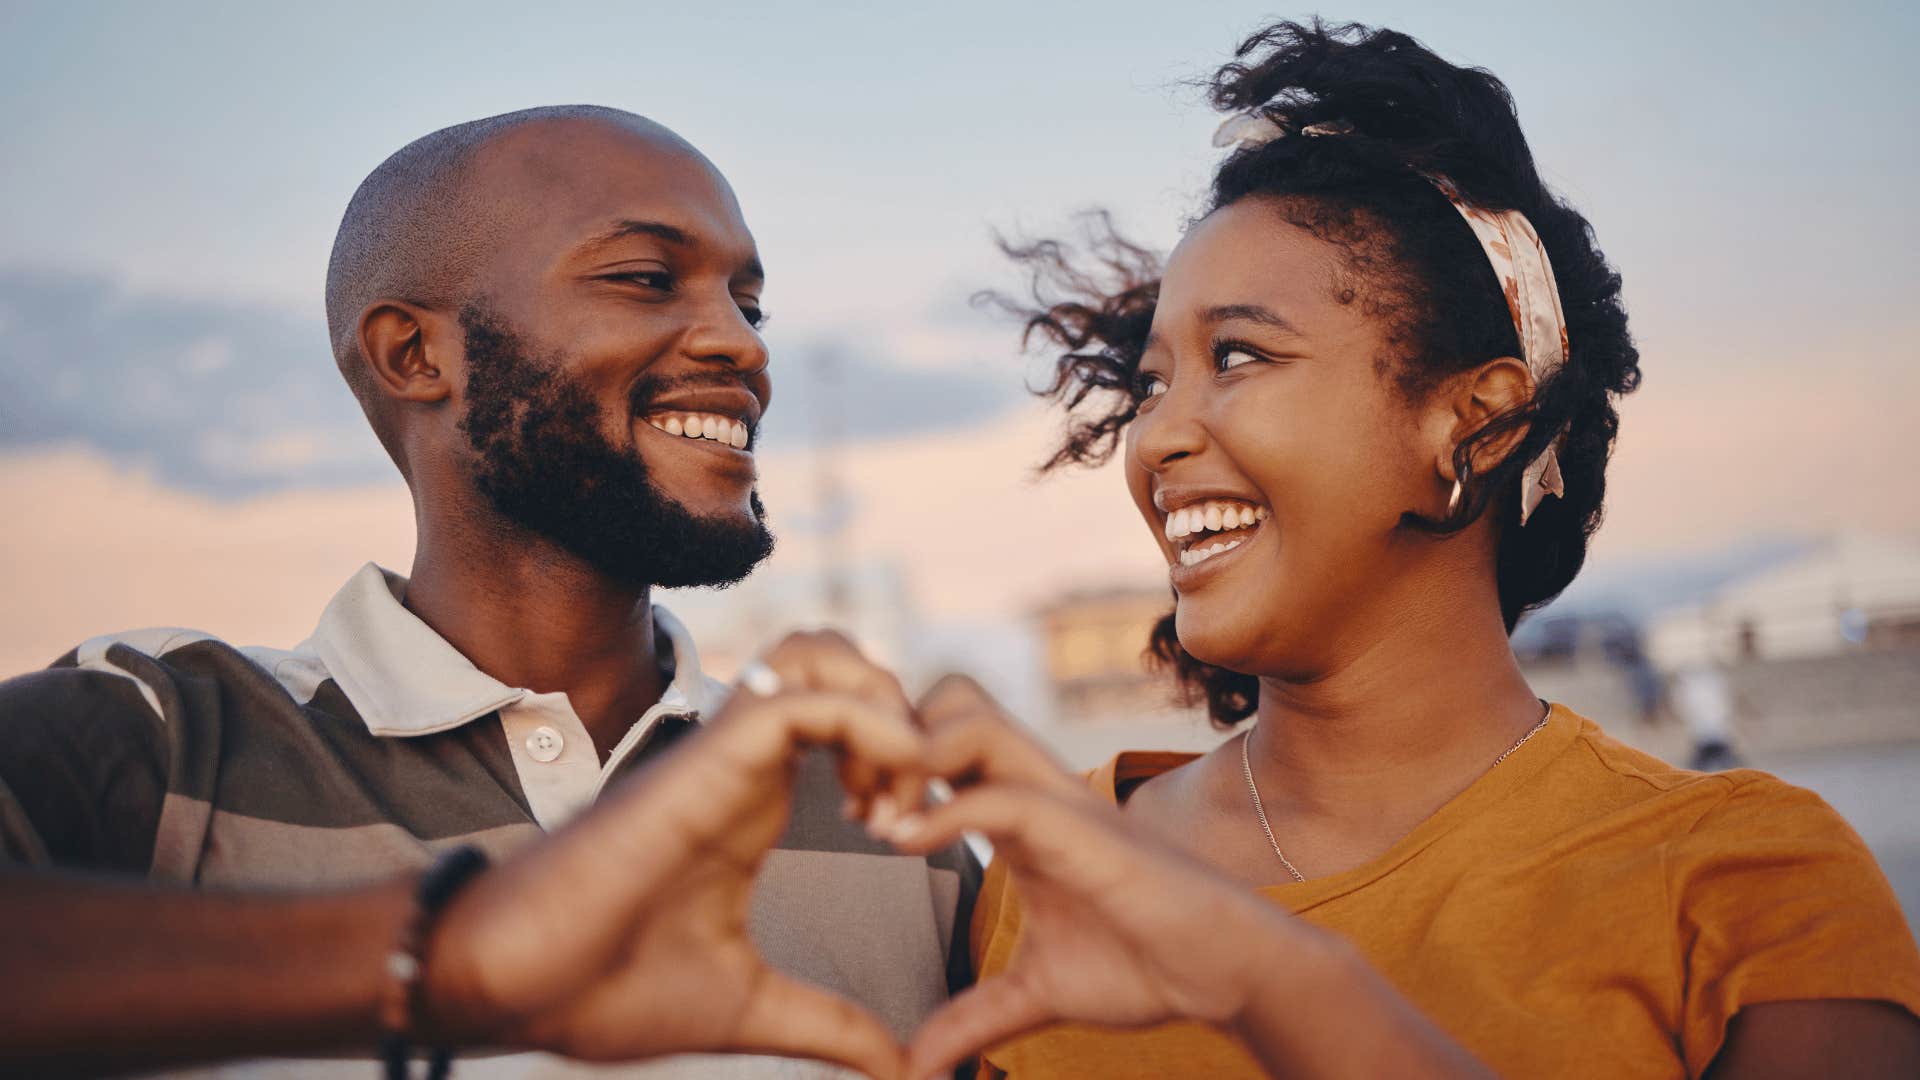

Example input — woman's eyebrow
[1202,303,1304,336]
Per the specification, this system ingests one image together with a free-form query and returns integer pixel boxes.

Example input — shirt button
[525,726,564,763]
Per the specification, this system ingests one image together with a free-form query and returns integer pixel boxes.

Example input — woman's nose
[1131,384,1207,472]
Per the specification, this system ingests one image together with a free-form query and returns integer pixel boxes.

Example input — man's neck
[403,524,667,762]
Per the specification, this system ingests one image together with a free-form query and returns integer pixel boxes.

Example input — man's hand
[423,631,924,1076]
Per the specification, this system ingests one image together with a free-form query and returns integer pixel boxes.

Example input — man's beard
[456,305,774,590]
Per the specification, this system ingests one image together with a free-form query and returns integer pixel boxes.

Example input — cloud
[753,335,1025,452]
[0,267,389,495]
[0,266,1027,495]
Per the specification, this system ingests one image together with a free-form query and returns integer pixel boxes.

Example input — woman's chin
[1174,599,1316,680]
[1172,611,1258,673]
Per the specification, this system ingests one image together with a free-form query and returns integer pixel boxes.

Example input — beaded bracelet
[380,845,490,1080]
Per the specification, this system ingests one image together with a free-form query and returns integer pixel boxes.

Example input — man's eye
[609,270,674,291]
[739,306,770,330]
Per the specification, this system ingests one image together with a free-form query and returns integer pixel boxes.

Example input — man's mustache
[627,371,762,415]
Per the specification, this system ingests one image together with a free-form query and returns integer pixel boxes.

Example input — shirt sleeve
[1670,772,1920,1076]
[969,854,1016,980]
[0,665,171,872]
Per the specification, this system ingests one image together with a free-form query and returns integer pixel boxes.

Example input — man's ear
[1433,356,1535,482]
[356,301,455,405]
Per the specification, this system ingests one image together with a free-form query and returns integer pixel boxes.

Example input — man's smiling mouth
[629,380,762,456]
[642,411,751,450]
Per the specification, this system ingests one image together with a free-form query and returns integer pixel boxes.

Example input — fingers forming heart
[672,651,1217,1080]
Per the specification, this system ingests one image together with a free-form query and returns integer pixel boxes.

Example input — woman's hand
[887,675,1492,1080]
[423,631,923,1077]
[883,675,1316,1078]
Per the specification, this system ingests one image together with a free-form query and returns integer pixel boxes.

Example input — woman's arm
[892,677,1920,1080]
[1229,909,1492,1080]
[1706,1000,1920,1080]
[890,675,1493,1080]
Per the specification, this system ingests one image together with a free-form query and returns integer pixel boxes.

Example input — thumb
[730,968,907,1079]
[904,978,1052,1080]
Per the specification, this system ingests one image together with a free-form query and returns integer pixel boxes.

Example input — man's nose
[682,297,770,379]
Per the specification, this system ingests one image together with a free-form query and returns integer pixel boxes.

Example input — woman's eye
[1137,372,1168,399]
[1216,346,1262,372]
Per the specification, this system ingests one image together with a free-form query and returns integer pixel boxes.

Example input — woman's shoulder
[1553,711,1907,925]
[1094,747,1209,805]
[1552,708,1839,829]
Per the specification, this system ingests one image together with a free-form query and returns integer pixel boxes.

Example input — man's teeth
[1163,500,1270,542]
[647,412,750,449]
[1180,537,1245,567]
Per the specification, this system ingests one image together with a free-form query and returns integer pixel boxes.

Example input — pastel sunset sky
[3,0,1915,696]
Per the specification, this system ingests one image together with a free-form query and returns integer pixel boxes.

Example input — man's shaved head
[322,105,773,592]
[324,105,699,452]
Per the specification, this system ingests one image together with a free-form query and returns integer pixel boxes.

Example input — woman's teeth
[1179,537,1245,567]
[1163,499,1269,542]
[646,412,750,450]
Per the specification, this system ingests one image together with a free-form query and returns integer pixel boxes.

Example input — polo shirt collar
[308,562,713,738]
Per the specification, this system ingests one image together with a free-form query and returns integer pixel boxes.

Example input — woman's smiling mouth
[1163,497,1269,574]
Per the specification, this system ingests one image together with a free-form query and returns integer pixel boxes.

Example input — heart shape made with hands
[436,633,1292,1080]
[661,654,1289,1080]
[856,675,1291,1080]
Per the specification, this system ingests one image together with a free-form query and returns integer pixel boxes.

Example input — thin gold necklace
[1239,705,1554,883]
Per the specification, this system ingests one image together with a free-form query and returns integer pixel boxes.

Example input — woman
[888,20,1920,1080]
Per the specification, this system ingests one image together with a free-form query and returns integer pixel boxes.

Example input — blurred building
[1029,587,1224,769]
[1649,534,1920,665]
[1511,610,1685,758]
[662,559,920,683]
[1038,587,1186,727]
[1646,535,1920,754]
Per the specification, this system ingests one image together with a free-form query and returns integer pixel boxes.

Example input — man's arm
[0,871,413,1077]
[0,631,926,1079]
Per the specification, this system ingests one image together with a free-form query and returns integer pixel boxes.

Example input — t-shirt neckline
[1092,703,1584,913]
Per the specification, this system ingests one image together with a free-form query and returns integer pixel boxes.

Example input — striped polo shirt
[0,562,977,1079]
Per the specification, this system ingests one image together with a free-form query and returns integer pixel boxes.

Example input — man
[0,106,976,1076]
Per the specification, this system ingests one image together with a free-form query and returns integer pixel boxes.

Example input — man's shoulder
[5,627,219,720]
[695,671,732,714]
[4,626,333,725]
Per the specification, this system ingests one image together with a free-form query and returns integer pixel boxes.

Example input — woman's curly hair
[996,20,1642,726]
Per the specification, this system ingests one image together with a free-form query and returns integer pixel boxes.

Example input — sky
[2,0,1917,688]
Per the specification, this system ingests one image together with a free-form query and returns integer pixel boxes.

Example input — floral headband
[1212,112,1568,525]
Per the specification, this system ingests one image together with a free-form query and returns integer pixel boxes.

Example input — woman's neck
[1238,578,1543,868]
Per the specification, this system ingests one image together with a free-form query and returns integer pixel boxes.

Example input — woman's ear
[1433,356,1535,481]
[356,300,455,405]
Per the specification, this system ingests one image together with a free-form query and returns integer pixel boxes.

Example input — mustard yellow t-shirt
[970,705,1920,1078]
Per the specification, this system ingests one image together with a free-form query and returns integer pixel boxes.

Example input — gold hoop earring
[1447,478,1463,516]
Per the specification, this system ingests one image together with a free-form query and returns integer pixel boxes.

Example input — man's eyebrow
[1202,303,1304,335]
[583,218,693,249]
[578,218,764,282]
